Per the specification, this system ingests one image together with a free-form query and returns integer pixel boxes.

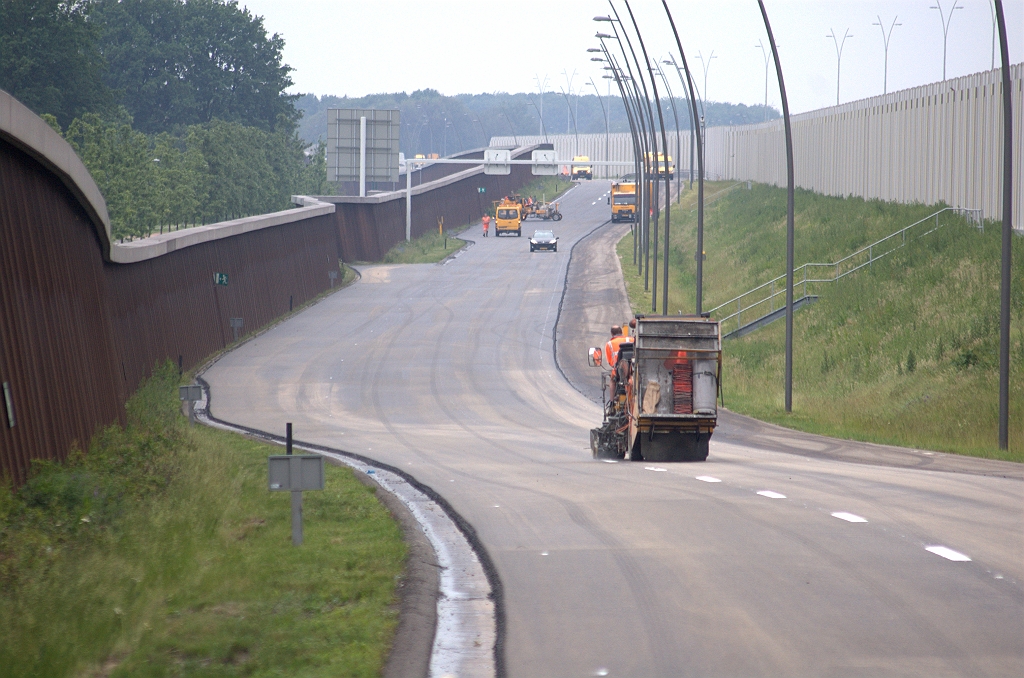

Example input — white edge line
[925,545,972,562]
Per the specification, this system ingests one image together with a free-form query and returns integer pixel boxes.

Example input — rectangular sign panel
[268,455,325,492]
[327,109,400,183]
[531,149,558,176]
[484,148,511,175]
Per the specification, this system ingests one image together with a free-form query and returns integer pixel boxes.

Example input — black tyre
[553,244,557,252]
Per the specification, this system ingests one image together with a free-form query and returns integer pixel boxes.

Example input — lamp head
[595,32,613,39]
[594,15,613,22]
[587,48,602,53]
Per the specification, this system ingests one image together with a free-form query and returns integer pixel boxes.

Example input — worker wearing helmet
[482,214,490,237]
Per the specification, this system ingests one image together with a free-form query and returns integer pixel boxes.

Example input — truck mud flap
[632,430,709,462]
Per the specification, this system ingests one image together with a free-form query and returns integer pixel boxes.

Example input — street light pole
[598,48,644,267]
[656,63,682,202]
[755,40,771,121]
[661,0,706,316]
[930,1,963,81]
[622,0,673,315]
[534,74,549,136]
[826,28,854,105]
[597,15,657,290]
[757,0,796,413]
[666,54,695,190]
[696,50,717,108]
[994,0,1012,450]
[872,16,901,95]
[588,77,610,179]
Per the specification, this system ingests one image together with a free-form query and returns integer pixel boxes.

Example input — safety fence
[0,89,534,484]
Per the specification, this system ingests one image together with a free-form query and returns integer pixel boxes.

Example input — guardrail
[708,207,983,337]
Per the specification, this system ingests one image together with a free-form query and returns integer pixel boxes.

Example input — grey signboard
[268,455,325,492]
[327,108,400,183]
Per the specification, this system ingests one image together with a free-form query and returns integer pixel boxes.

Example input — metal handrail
[708,207,982,335]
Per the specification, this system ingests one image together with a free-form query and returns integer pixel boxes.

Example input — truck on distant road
[609,181,637,222]
[571,156,593,180]
[588,315,721,461]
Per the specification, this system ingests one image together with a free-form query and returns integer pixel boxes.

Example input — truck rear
[609,182,637,222]
[589,316,721,462]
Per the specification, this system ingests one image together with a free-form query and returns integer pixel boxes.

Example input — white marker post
[359,116,367,198]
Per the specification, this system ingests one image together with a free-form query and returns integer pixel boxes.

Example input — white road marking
[832,512,868,523]
[926,545,971,561]
[644,466,668,472]
[601,459,618,463]
[541,551,549,556]
[757,490,786,499]
[696,476,722,483]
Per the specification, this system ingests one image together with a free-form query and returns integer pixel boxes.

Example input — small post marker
[229,317,243,342]
[328,270,338,288]
[269,423,323,546]
[178,384,202,424]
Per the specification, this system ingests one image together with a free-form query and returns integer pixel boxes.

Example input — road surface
[204,180,1023,677]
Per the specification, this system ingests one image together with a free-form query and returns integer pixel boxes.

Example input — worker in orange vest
[604,326,629,367]
[482,214,490,237]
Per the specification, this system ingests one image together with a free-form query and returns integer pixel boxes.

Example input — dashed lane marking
[926,545,971,561]
[644,466,668,472]
[832,512,868,523]
[696,476,722,483]
[757,490,786,499]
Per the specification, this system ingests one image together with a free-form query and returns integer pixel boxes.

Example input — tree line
[1,0,328,240]
[295,90,780,157]
[44,112,328,241]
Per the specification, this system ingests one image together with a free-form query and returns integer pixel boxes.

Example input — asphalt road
[204,180,1023,677]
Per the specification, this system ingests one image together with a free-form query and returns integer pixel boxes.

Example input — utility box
[268,455,324,492]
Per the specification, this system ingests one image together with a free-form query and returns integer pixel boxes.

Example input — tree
[0,0,112,128]
[93,0,298,135]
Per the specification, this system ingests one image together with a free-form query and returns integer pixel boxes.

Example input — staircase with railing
[708,207,983,339]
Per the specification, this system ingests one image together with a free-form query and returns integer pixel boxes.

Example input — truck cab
[571,156,593,180]
[610,181,637,222]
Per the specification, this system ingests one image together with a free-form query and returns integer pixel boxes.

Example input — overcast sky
[242,0,1023,115]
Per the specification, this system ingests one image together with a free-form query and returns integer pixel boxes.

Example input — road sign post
[178,384,202,424]
[268,424,324,546]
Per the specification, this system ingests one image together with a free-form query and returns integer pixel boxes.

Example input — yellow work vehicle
[609,181,637,222]
[493,198,523,237]
[571,156,593,180]
[644,152,675,179]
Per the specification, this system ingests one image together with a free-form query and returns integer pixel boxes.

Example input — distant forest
[296,90,779,156]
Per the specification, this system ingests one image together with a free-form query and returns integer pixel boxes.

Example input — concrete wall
[0,89,533,484]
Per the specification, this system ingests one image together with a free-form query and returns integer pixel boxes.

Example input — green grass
[617,182,1024,461]
[378,175,573,264]
[0,363,406,677]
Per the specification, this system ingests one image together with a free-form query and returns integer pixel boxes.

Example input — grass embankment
[0,363,406,677]
[617,182,1024,461]
[379,174,574,264]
